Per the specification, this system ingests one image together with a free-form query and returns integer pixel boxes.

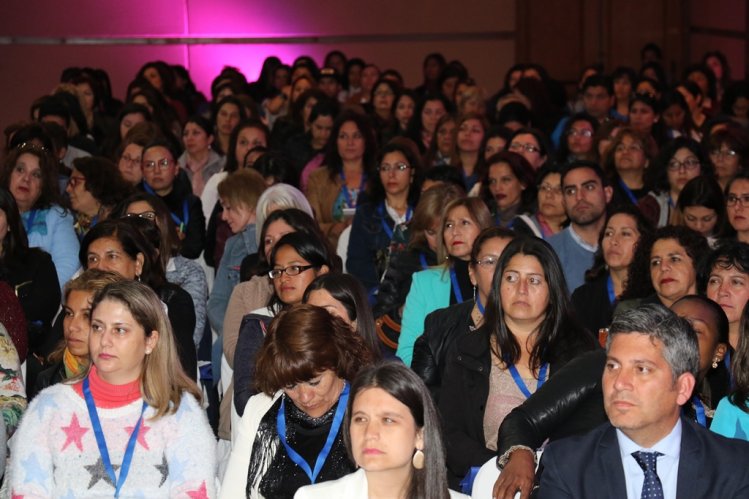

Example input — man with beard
[549,161,612,292]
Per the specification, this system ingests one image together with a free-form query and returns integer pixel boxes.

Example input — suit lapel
[675,418,701,499]
[598,425,628,499]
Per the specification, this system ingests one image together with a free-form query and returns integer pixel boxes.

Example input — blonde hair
[77,280,201,419]
[218,168,266,211]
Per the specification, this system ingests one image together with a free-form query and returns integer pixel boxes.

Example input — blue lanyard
[449,267,464,304]
[418,252,429,270]
[606,275,617,305]
[83,377,147,498]
[23,209,38,234]
[378,202,412,240]
[692,396,707,427]
[277,382,349,483]
[508,362,548,399]
[725,351,733,388]
[618,179,638,205]
[142,183,190,234]
[340,171,365,209]
[476,297,485,315]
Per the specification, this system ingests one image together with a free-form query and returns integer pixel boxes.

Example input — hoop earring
[412,449,425,470]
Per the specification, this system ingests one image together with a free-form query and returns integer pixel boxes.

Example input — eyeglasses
[509,142,541,154]
[143,158,172,171]
[567,128,593,138]
[374,90,394,98]
[123,211,157,221]
[726,194,749,207]
[539,183,562,195]
[121,154,142,165]
[473,256,499,268]
[377,162,410,173]
[67,175,86,188]
[667,158,700,172]
[614,143,644,154]
[710,149,738,160]
[268,264,317,279]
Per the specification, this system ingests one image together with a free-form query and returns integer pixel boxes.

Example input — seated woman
[397,197,492,366]
[572,205,653,335]
[701,240,749,351]
[676,175,726,247]
[233,231,338,416]
[439,236,597,488]
[117,193,208,349]
[723,171,749,243]
[29,269,123,400]
[302,272,381,358]
[222,304,374,498]
[412,227,515,402]
[555,113,598,164]
[373,183,464,355]
[712,301,749,440]
[66,156,134,240]
[306,110,377,248]
[602,127,655,207]
[347,137,422,294]
[178,115,225,197]
[510,164,567,240]
[9,280,216,497]
[207,168,267,337]
[295,361,469,498]
[481,151,536,228]
[638,137,711,227]
[423,114,457,168]
[618,225,709,310]
[80,218,197,379]
[492,295,731,498]
[1,142,80,287]
[455,113,488,193]
[706,126,749,191]
[0,187,60,361]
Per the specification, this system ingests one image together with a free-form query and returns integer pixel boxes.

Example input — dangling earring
[136,273,141,282]
[712,357,720,369]
[472,285,477,301]
[412,449,425,470]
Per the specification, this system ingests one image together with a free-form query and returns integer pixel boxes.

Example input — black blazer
[571,273,615,335]
[537,417,749,498]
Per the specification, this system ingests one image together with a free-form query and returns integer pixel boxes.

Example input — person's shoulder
[545,420,613,455]
[413,266,449,283]
[686,417,749,456]
[294,469,366,497]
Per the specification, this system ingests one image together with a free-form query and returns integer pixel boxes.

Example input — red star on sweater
[61,413,89,452]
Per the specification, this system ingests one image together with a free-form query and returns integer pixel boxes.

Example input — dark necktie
[631,450,664,499]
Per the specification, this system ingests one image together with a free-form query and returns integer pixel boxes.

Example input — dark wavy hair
[0,186,32,271]
[71,156,134,211]
[224,118,269,173]
[650,136,712,193]
[729,299,749,413]
[621,225,709,301]
[254,304,374,395]
[302,272,381,360]
[481,151,537,214]
[676,175,727,238]
[1,143,63,211]
[323,110,378,181]
[344,362,451,499]
[698,240,749,294]
[367,137,423,205]
[483,236,594,370]
[585,204,654,282]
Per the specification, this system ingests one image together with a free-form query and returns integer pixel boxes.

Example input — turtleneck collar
[74,366,142,408]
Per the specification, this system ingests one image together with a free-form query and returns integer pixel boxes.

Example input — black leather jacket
[497,349,608,456]
[412,300,475,403]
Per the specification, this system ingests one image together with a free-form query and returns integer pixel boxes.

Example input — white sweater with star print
[8,381,216,498]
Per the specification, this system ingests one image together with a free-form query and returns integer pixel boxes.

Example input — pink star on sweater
[125,423,150,450]
[61,413,89,451]
[12,493,24,499]
[186,481,208,499]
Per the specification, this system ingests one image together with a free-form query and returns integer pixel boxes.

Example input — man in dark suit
[537,304,749,498]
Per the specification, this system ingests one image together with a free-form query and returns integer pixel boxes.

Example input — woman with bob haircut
[9,280,215,497]
[676,176,727,245]
[222,304,374,498]
[295,361,468,498]
[439,236,596,489]
[481,151,536,228]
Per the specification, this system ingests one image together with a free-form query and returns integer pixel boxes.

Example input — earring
[472,285,477,302]
[412,449,425,470]
[136,273,141,282]
[712,357,719,369]
[146,349,152,355]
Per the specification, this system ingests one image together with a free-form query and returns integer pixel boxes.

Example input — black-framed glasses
[509,142,541,154]
[667,158,700,172]
[726,194,749,207]
[268,264,317,279]
[143,158,172,171]
[67,175,86,188]
[377,162,410,173]
[123,211,157,221]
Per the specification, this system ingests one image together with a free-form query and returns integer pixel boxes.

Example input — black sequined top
[246,395,356,499]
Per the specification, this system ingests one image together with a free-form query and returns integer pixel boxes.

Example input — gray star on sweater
[85,457,119,489]
[155,453,169,487]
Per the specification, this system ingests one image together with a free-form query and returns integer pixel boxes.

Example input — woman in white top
[295,362,468,499]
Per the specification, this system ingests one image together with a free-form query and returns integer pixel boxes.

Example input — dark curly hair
[71,156,134,212]
[621,225,709,301]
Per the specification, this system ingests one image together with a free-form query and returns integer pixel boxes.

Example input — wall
[0,0,515,128]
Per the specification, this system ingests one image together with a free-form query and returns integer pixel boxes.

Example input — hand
[492,449,536,499]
